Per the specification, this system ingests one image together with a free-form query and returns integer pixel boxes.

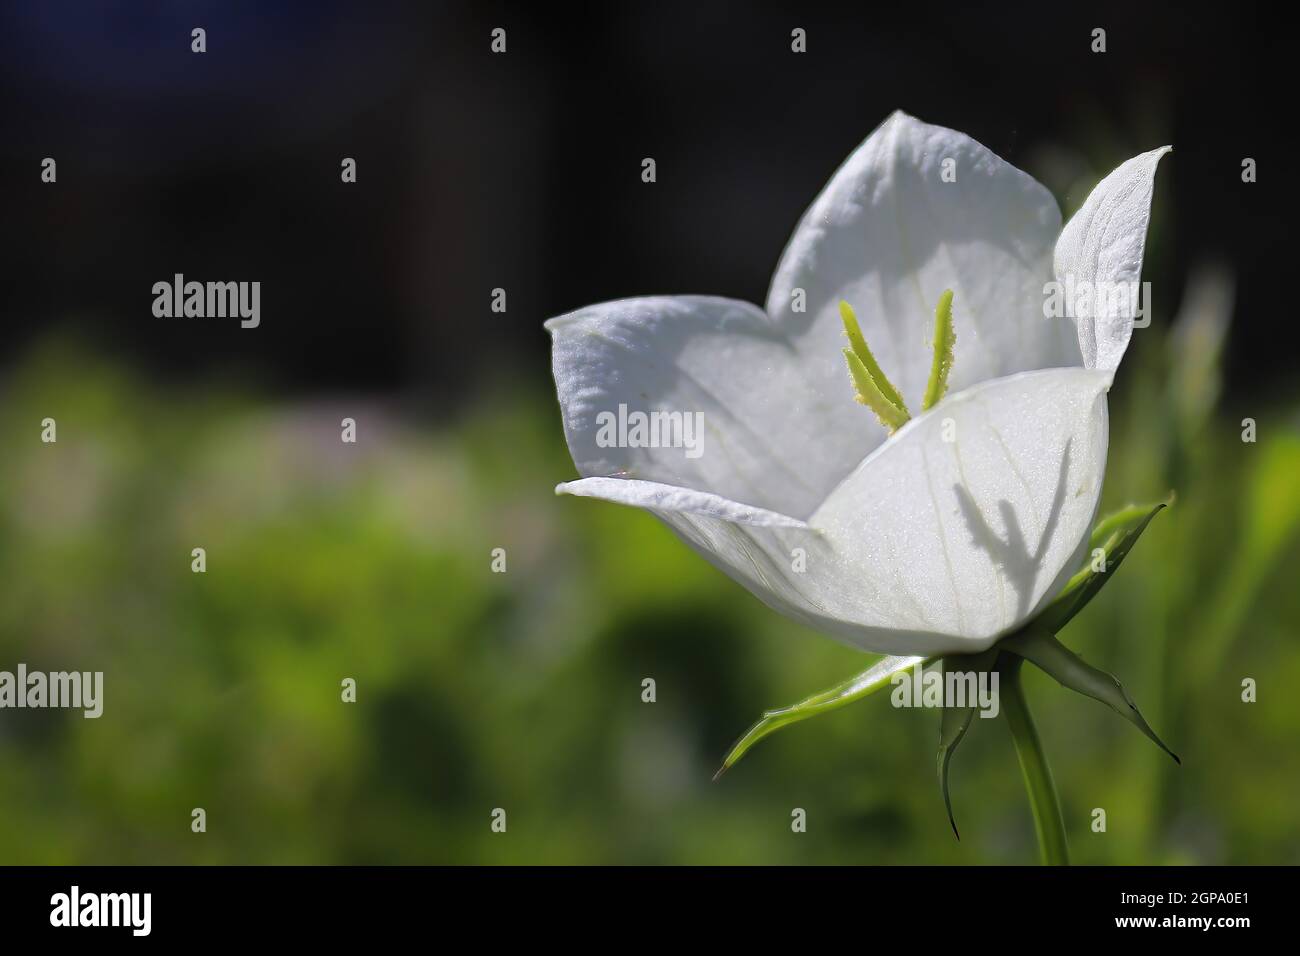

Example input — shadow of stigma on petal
[951,439,1073,623]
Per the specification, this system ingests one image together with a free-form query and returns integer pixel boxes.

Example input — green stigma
[839,301,910,432]
[843,347,910,432]
[922,289,956,411]
[839,290,957,433]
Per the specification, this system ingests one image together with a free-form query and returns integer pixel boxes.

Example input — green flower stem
[999,653,1069,866]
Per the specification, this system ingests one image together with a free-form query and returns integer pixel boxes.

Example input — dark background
[0,0,1286,404]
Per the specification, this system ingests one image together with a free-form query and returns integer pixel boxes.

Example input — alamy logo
[50,886,151,936]
[890,661,1000,718]
[0,664,103,718]
[1043,276,1151,328]
[152,273,260,328]
[595,404,704,459]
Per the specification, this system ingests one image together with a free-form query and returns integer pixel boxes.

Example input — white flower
[546,111,1167,658]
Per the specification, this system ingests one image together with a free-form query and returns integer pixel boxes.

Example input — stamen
[922,289,956,411]
[843,348,910,432]
[839,301,910,417]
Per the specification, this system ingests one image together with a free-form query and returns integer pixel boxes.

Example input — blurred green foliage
[1,276,1298,862]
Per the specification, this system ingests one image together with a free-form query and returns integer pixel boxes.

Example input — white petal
[766,111,1079,422]
[557,476,807,528]
[556,475,877,643]
[1054,147,1170,371]
[547,295,873,518]
[558,367,1113,657]
[810,367,1113,652]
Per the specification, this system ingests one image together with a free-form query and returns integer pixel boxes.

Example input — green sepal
[936,648,998,840]
[714,654,927,780]
[1001,628,1179,764]
[1039,497,1171,633]
[1087,494,1175,553]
